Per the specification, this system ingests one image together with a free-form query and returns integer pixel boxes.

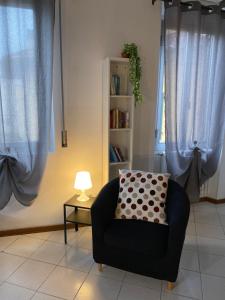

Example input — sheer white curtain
[0,0,55,209]
[164,0,225,201]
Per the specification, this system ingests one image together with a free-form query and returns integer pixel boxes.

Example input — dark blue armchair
[91,177,190,289]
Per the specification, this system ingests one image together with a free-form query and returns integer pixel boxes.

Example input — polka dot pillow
[115,169,170,225]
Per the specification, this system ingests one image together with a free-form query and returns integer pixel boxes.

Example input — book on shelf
[116,146,125,161]
[124,111,129,129]
[110,77,116,95]
[113,146,122,162]
[110,108,130,129]
[110,144,118,162]
[110,144,125,163]
[110,74,120,95]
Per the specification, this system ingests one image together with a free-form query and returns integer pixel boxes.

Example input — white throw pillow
[115,169,170,225]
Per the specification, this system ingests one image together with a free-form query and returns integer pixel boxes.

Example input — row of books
[110,108,129,129]
[110,144,125,162]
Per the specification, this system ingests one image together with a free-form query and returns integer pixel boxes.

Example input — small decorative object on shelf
[74,171,92,202]
[121,43,143,105]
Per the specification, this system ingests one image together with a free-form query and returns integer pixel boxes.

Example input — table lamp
[74,171,92,201]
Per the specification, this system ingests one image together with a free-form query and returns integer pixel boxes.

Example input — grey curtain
[0,0,55,209]
[164,0,225,202]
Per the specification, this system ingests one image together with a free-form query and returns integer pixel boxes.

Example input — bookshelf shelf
[103,57,134,183]
[110,128,131,132]
[110,161,130,166]
[110,95,132,99]
[109,57,129,63]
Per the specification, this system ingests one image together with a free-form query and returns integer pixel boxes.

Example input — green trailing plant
[122,43,143,105]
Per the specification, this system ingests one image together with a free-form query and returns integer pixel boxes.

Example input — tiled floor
[1,202,225,299]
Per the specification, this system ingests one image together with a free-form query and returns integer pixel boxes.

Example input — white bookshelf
[102,57,134,184]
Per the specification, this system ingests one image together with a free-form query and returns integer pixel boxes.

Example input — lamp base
[77,191,90,202]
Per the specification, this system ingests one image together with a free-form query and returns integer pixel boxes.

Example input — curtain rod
[152,0,225,11]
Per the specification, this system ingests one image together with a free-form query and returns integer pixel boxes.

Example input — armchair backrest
[166,179,190,228]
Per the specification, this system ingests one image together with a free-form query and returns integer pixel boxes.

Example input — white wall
[0,0,161,230]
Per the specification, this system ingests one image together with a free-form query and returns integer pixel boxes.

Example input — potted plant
[122,43,143,105]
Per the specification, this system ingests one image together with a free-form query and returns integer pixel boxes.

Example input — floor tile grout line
[30,291,64,300]
[59,260,94,275]
[29,241,68,266]
[195,220,224,227]
[73,258,96,300]
[162,289,200,300]
[2,249,33,260]
[35,263,58,294]
[3,236,46,259]
[36,264,88,300]
[21,255,65,267]
[161,284,201,300]
[159,279,163,300]
[25,234,49,242]
[0,234,21,251]
[191,205,203,300]
[193,209,197,235]
[194,204,204,300]
[200,271,225,280]
[3,279,36,293]
[10,256,59,268]
[4,258,57,293]
[31,288,67,300]
[56,252,94,274]
[195,235,225,241]
[115,269,126,300]
[2,255,28,286]
[217,209,225,236]
[73,273,90,300]
[198,250,225,259]
[42,227,90,247]
[2,252,64,295]
[196,236,204,300]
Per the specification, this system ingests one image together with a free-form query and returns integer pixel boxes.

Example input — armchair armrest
[91,177,119,242]
[166,180,190,257]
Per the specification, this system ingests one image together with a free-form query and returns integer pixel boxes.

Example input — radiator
[200,180,210,198]
[154,153,167,173]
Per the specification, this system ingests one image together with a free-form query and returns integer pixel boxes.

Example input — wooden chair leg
[98,263,103,272]
[167,281,175,290]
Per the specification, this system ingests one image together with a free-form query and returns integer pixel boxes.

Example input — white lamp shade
[74,171,92,190]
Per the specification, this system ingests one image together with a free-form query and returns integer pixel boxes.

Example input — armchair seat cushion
[104,219,169,258]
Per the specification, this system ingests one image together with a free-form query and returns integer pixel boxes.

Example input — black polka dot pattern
[115,169,170,225]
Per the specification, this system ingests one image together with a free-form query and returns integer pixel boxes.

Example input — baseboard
[200,197,225,204]
[0,223,77,237]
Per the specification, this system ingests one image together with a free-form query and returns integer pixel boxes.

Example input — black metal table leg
[64,204,67,244]
[75,207,78,232]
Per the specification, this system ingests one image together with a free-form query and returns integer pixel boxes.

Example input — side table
[63,195,95,244]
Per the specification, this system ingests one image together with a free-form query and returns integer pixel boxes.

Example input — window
[0,2,55,153]
[155,22,215,154]
[0,5,38,147]
[155,34,165,153]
